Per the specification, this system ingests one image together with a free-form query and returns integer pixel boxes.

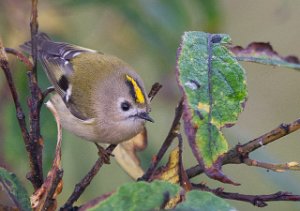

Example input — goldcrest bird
[20,33,153,145]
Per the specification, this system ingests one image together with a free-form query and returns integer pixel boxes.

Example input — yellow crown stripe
[126,75,145,104]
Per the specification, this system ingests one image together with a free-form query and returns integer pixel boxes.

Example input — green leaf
[176,31,247,184]
[83,181,180,211]
[0,167,31,211]
[174,190,235,211]
[81,181,234,211]
[229,42,300,70]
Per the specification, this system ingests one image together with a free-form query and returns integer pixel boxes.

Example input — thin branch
[225,120,300,164]
[42,170,63,211]
[25,0,44,190]
[30,97,63,211]
[0,41,30,144]
[61,144,117,210]
[2,36,44,189]
[139,98,184,181]
[186,118,300,178]
[30,0,39,77]
[3,43,44,190]
[5,48,55,115]
[27,70,44,190]
[192,183,300,207]
[41,100,64,211]
[5,48,33,70]
[148,82,162,102]
[177,133,192,191]
[243,158,300,172]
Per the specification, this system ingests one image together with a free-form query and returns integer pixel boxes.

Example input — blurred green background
[1,0,300,210]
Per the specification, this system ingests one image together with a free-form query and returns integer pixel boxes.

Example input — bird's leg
[94,143,114,164]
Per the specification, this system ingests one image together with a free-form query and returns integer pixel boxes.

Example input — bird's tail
[19,32,51,54]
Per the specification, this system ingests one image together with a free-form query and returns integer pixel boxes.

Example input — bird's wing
[20,33,98,120]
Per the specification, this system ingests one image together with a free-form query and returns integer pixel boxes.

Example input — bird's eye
[121,101,131,111]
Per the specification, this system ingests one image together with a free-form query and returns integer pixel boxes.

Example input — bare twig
[148,82,162,102]
[25,0,45,190]
[225,120,300,164]
[0,35,47,190]
[27,69,44,190]
[2,45,44,190]
[41,101,64,211]
[31,100,64,210]
[192,183,300,207]
[0,40,30,144]
[139,98,184,181]
[186,118,300,178]
[5,48,33,70]
[30,0,39,77]
[61,144,117,210]
[41,170,63,210]
[177,133,192,191]
[243,158,300,172]
[1,34,44,190]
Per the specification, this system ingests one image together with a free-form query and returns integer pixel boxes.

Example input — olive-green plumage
[20,32,153,144]
[70,53,147,118]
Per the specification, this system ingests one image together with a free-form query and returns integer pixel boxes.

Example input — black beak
[136,112,154,123]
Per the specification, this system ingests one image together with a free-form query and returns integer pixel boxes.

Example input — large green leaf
[81,181,180,211]
[174,190,235,211]
[176,31,247,184]
[0,167,31,211]
[80,181,233,211]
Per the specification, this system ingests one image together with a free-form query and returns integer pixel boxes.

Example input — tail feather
[20,32,96,59]
[19,32,51,54]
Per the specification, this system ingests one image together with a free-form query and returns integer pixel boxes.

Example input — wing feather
[20,33,98,120]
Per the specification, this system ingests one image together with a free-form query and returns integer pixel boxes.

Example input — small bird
[20,33,153,147]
